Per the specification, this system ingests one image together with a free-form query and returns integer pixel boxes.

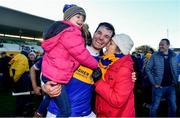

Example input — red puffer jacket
[95,55,135,117]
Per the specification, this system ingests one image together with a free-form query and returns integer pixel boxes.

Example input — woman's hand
[42,81,61,97]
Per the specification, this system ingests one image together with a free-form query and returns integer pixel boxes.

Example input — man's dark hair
[95,22,115,38]
[161,38,170,45]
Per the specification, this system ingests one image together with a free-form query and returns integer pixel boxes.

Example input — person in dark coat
[0,52,12,90]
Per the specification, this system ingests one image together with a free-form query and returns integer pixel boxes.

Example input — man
[9,46,32,116]
[146,38,179,117]
[42,22,115,117]
[177,53,180,116]
[0,52,11,90]
[30,57,42,96]
[30,57,51,117]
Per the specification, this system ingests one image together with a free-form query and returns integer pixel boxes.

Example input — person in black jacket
[0,52,12,91]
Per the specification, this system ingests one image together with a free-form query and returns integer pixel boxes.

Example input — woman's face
[104,40,118,55]
[28,54,36,61]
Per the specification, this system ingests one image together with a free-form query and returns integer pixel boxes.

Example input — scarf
[99,53,124,80]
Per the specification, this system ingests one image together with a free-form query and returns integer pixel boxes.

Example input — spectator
[30,58,42,96]
[0,52,11,90]
[141,52,152,109]
[9,47,32,116]
[9,53,14,59]
[30,58,49,117]
[176,53,180,116]
[146,38,179,117]
[28,51,37,68]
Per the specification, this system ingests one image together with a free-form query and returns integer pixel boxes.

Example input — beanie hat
[22,46,31,54]
[21,46,31,57]
[63,4,86,21]
[29,51,36,57]
[112,34,134,55]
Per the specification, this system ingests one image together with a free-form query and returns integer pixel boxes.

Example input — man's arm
[145,55,156,86]
[30,66,41,95]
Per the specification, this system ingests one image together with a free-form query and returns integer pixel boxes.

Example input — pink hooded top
[41,20,98,83]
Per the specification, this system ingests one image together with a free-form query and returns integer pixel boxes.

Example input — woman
[94,34,135,117]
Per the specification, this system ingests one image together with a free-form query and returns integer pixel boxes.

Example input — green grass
[0,87,41,117]
[1,86,179,117]
[0,89,16,116]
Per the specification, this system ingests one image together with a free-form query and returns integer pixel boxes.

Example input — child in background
[41,4,98,117]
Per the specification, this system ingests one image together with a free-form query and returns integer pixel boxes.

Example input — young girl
[41,4,98,116]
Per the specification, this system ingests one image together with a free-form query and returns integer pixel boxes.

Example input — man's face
[91,26,113,51]
[159,40,169,53]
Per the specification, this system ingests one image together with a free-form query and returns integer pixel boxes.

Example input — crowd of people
[0,4,180,117]
[0,46,40,116]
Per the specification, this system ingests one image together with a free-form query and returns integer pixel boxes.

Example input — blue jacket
[145,49,178,86]
[177,53,180,74]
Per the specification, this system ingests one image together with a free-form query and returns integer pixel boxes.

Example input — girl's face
[69,14,84,28]
[104,40,119,55]
[28,54,36,61]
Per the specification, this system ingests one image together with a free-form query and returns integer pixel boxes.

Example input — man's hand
[34,86,42,96]
[92,67,102,82]
[132,72,136,82]
[41,81,61,97]
[154,84,162,88]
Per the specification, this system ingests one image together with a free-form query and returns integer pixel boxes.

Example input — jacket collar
[109,54,133,71]
[62,20,81,30]
[158,49,176,57]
